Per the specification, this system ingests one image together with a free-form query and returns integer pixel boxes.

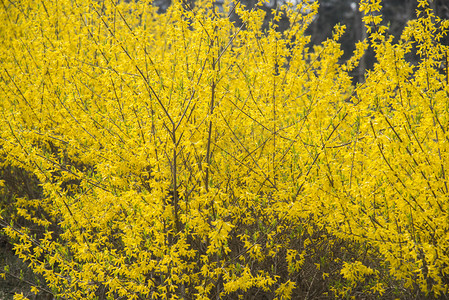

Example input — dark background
[153,0,449,82]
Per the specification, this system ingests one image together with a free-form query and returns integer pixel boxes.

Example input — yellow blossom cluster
[0,0,448,298]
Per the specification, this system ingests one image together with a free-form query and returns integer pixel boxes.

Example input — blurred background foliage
[152,0,449,80]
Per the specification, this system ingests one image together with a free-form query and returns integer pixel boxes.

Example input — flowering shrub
[0,0,448,298]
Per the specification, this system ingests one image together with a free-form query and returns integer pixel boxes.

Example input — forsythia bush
[0,0,448,298]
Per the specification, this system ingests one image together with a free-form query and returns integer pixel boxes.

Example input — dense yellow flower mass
[0,0,448,298]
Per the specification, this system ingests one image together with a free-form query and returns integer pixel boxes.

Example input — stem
[172,126,180,233]
[205,80,215,193]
